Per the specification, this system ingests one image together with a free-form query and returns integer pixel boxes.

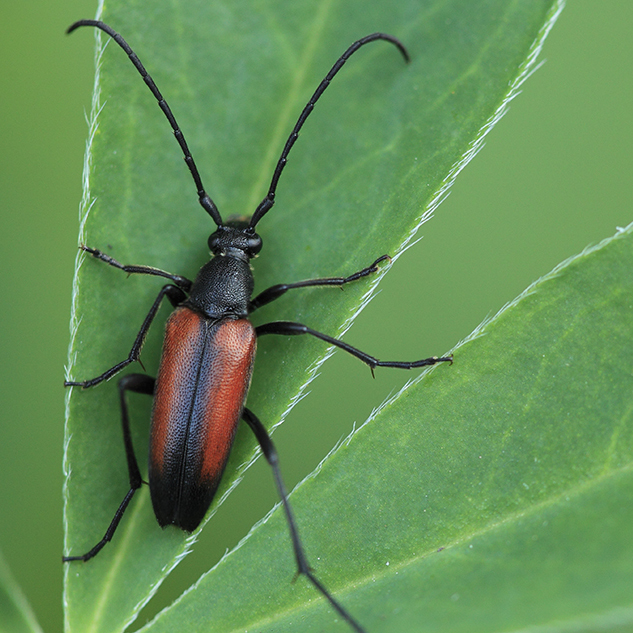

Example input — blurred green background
[0,1,630,631]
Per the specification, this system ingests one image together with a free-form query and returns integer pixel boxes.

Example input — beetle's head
[208,217,262,260]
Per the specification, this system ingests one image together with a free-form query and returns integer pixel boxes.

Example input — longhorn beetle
[64,20,452,632]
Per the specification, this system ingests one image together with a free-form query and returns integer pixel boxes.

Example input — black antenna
[67,20,224,227]
[248,32,409,229]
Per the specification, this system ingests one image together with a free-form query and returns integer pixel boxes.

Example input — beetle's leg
[63,374,154,562]
[241,407,366,633]
[81,245,192,291]
[65,284,186,388]
[249,255,390,312]
[256,321,452,377]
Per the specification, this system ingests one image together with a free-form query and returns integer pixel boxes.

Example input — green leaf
[0,551,43,633]
[143,223,633,632]
[63,0,564,631]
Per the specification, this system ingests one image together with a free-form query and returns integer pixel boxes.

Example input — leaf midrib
[244,0,334,213]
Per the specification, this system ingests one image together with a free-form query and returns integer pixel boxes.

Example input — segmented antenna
[67,20,224,227]
[248,32,409,229]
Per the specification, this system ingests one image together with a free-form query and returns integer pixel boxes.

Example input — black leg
[65,284,186,388]
[81,245,192,291]
[256,321,453,377]
[249,255,390,311]
[63,374,155,562]
[242,408,366,633]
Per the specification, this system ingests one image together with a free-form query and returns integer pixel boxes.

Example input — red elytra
[150,309,256,531]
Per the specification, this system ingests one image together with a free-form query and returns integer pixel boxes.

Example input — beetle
[63,20,452,632]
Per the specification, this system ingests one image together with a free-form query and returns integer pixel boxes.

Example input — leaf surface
[63,0,564,631]
[0,552,43,633]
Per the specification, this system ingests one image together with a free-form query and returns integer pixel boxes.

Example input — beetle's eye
[247,235,262,256]
[208,231,221,252]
